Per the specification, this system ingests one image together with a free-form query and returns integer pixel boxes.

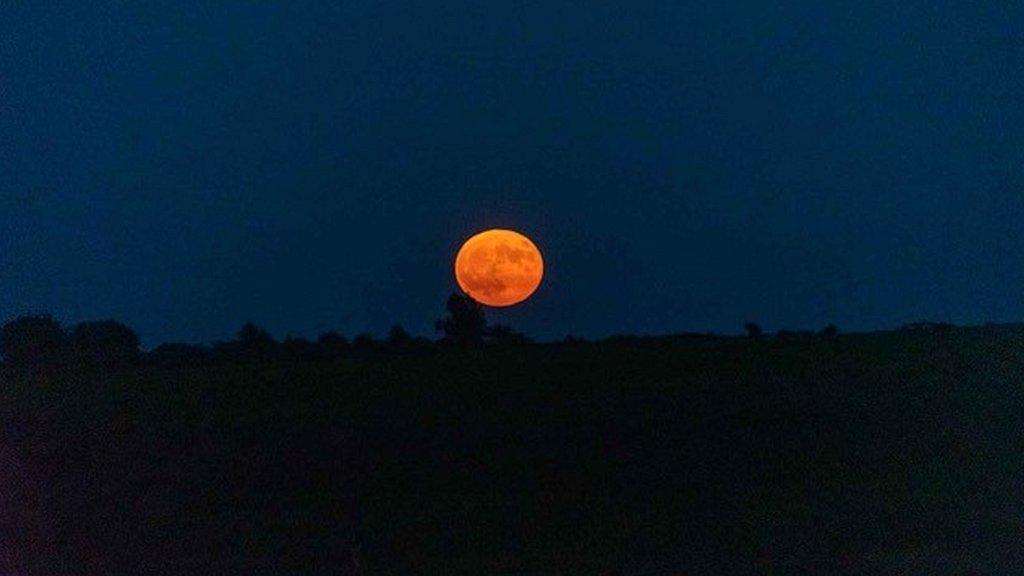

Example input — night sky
[2,2,1022,347]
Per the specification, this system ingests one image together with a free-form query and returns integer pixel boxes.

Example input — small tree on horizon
[317,331,349,358]
[234,322,278,360]
[386,324,413,348]
[282,336,318,361]
[0,315,68,368]
[744,322,763,340]
[71,320,140,367]
[487,324,531,346]
[435,293,487,346]
[148,342,211,367]
[351,333,375,352]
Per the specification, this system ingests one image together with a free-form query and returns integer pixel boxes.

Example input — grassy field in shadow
[2,325,1023,574]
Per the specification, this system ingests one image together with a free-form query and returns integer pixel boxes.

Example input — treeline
[3,289,961,373]
[0,293,529,372]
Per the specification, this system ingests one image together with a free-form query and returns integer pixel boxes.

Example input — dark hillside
[2,325,1023,574]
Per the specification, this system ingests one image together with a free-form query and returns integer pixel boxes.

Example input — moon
[455,229,544,307]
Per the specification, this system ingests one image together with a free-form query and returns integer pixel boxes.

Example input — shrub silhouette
[282,336,318,361]
[487,324,531,346]
[386,324,413,350]
[214,322,279,362]
[436,293,487,345]
[820,324,839,338]
[317,332,349,358]
[744,322,763,340]
[0,315,67,368]
[352,333,375,353]
[71,320,140,367]
[148,343,211,367]
[238,322,275,348]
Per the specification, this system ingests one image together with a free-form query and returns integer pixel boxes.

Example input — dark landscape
[5,3,1022,574]
[2,308,1021,574]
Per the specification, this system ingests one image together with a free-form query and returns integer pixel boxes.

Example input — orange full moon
[455,229,544,307]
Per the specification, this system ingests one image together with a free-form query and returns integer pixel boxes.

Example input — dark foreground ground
[2,326,1023,574]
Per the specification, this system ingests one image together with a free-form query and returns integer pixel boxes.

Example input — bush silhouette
[386,324,413,350]
[352,333,375,353]
[436,293,487,345]
[71,320,140,367]
[236,322,278,358]
[0,315,67,368]
[213,323,279,362]
[744,322,763,340]
[317,332,349,358]
[282,336,318,361]
[820,324,839,338]
[487,324,531,346]
[148,343,211,367]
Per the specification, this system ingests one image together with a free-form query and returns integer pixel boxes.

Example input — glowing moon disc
[455,229,544,307]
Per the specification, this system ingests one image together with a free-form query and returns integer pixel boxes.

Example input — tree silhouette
[317,331,349,359]
[0,315,67,368]
[386,324,413,349]
[233,322,278,360]
[744,322,763,340]
[435,293,487,345]
[352,333,375,353]
[148,343,211,367]
[820,324,839,338]
[487,324,531,346]
[282,336,317,361]
[71,320,140,367]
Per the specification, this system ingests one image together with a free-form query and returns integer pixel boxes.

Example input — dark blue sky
[2,2,1022,346]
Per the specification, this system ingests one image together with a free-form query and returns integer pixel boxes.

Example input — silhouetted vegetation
[71,320,140,368]
[317,331,349,358]
[236,322,278,358]
[744,321,763,339]
[0,315,67,369]
[1,297,1010,574]
[386,323,412,347]
[282,336,319,362]
[147,342,212,367]
[435,292,487,345]
[351,332,375,353]
[486,324,531,346]
[0,315,1016,574]
[820,323,840,338]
